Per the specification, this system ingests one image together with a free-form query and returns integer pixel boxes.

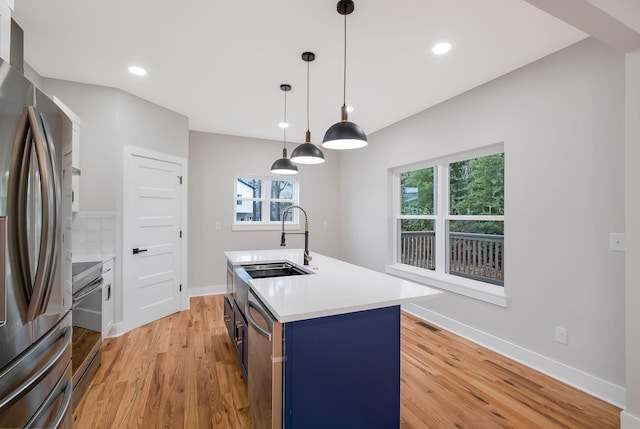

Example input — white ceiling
[13,0,587,144]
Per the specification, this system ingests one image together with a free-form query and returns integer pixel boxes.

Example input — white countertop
[225,249,443,323]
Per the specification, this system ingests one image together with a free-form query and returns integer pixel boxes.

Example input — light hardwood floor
[73,295,620,428]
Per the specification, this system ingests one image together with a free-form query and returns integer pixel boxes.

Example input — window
[233,177,299,230]
[387,145,505,306]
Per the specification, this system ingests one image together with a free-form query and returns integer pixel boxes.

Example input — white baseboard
[188,284,226,297]
[622,410,640,429]
[109,322,128,338]
[402,303,626,408]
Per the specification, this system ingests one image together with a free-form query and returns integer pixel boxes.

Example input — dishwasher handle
[245,301,273,341]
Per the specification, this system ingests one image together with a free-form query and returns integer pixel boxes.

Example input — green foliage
[401,219,434,233]
[449,153,504,235]
[450,153,504,216]
[399,154,504,235]
[400,167,435,215]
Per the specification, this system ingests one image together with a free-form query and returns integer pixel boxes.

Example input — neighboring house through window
[386,144,506,306]
[233,177,299,230]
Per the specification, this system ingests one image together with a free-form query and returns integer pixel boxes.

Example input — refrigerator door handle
[36,113,60,315]
[7,106,57,322]
[0,216,5,327]
[0,324,71,410]
[24,365,72,429]
[24,106,55,321]
[8,108,35,306]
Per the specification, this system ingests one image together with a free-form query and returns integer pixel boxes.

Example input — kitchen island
[225,249,443,429]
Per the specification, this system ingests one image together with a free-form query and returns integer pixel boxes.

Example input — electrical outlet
[609,233,625,252]
[215,221,221,230]
[555,327,568,345]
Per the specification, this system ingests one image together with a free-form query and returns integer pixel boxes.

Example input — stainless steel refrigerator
[0,58,73,428]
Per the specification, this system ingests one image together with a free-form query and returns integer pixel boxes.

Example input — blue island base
[283,305,400,429]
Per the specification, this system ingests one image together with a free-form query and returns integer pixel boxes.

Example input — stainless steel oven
[71,261,103,408]
[246,289,283,429]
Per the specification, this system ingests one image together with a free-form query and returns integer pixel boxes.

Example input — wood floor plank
[73,296,620,428]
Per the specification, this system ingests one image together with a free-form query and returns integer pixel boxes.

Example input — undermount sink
[241,262,311,279]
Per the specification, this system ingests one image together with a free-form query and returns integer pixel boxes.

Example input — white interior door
[124,149,183,330]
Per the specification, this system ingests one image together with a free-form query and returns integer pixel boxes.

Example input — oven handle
[245,301,273,341]
[72,277,104,305]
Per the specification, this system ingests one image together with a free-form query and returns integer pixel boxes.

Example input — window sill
[385,263,507,307]
[232,223,301,232]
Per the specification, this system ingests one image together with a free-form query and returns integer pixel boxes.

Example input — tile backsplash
[72,211,116,255]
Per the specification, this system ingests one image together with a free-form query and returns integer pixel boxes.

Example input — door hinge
[179,284,182,292]
[180,230,182,238]
[178,175,183,184]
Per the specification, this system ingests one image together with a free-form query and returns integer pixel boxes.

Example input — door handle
[132,248,148,255]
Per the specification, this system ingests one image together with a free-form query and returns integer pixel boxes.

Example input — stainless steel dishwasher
[246,289,283,429]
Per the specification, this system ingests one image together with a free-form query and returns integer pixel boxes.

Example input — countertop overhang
[225,249,443,323]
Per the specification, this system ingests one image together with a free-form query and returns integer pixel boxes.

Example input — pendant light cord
[343,11,347,106]
[306,59,310,132]
[283,88,287,150]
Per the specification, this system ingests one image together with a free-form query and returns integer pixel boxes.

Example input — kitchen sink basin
[241,262,311,279]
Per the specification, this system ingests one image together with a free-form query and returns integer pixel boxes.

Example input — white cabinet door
[71,122,80,212]
[101,258,114,337]
[52,96,81,212]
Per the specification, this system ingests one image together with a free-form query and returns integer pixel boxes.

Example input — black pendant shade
[322,106,367,150]
[271,148,299,175]
[322,0,367,150]
[271,84,298,175]
[291,51,325,164]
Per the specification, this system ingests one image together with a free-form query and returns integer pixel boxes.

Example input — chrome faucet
[280,205,311,265]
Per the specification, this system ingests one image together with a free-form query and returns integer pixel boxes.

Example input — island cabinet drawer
[283,305,401,428]
[233,303,248,380]
[224,295,248,380]
[223,296,234,340]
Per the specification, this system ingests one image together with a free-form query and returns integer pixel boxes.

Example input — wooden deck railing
[400,231,504,286]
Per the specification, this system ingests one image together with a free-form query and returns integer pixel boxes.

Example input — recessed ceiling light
[432,42,452,55]
[346,106,354,113]
[128,66,147,76]
[279,122,289,128]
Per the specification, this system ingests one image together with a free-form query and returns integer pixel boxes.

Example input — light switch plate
[609,233,625,252]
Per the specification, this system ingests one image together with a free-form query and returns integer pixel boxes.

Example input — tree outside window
[234,177,298,228]
[395,148,504,286]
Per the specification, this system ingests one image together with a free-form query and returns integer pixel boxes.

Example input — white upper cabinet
[0,0,13,63]
[53,96,81,212]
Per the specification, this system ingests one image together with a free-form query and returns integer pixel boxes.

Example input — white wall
[188,132,343,294]
[40,78,189,330]
[41,79,120,211]
[117,90,188,159]
[623,49,640,428]
[339,38,626,402]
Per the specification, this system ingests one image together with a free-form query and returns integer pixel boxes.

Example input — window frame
[386,143,507,307]
[232,176,301,231]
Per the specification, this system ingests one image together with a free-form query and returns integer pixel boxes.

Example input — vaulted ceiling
[13,0,587,143]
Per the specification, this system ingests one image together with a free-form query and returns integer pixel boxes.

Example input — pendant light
[322,0,367,150]
[271,84,299,175]
[291,52,325,164]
